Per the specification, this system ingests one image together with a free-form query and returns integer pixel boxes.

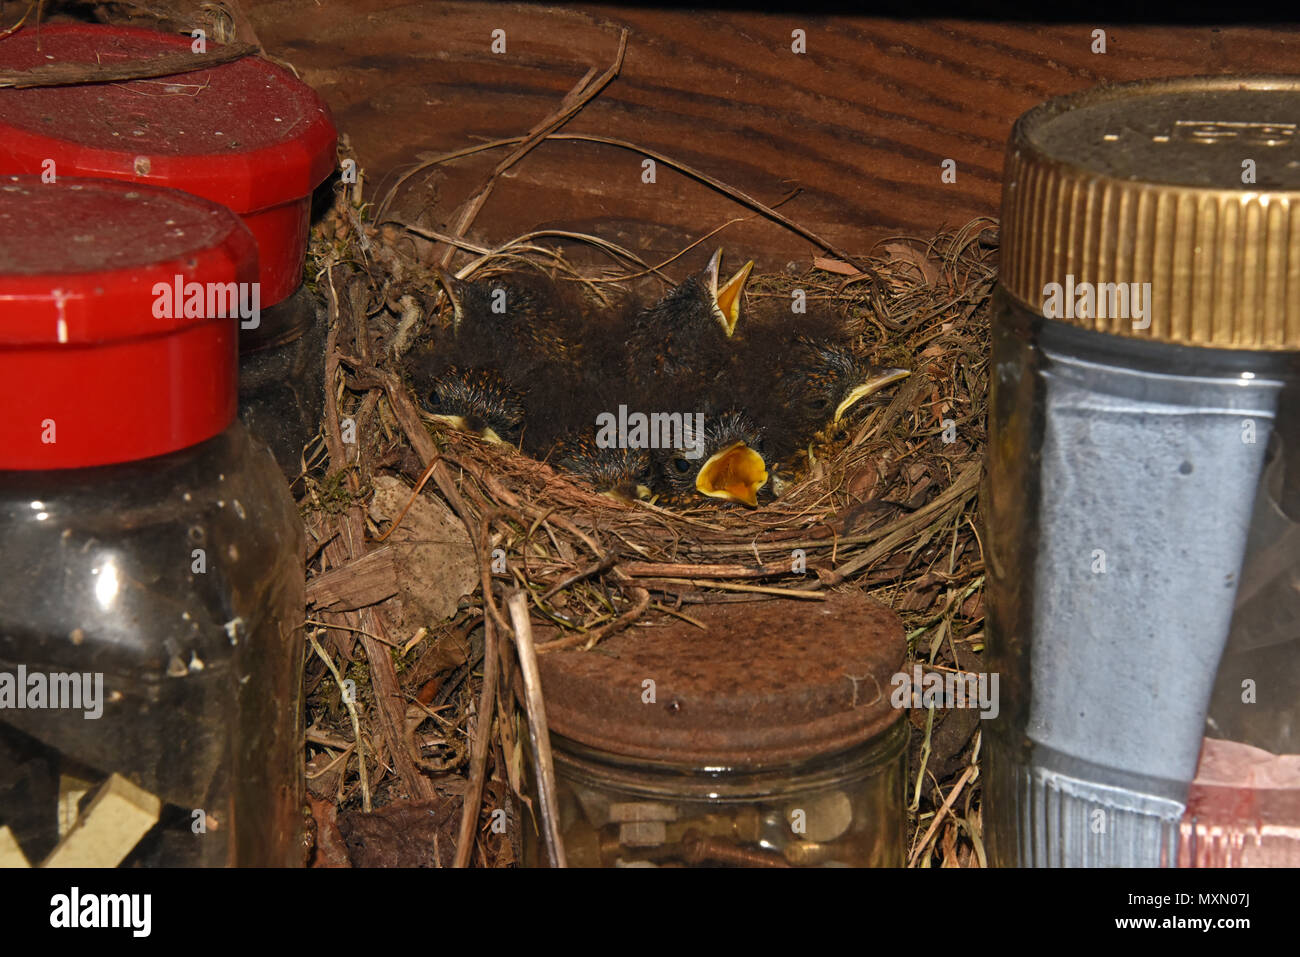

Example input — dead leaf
[812,256,860,276]
[882,242,941,286]
[336,798,461,867]
[369,475,478,627]
[307,796,351,868]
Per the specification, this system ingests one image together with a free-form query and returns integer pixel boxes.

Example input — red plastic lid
[0,176,257,469]
[0,24,337,215]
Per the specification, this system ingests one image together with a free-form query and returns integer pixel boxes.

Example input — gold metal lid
[1001,75,1300,350]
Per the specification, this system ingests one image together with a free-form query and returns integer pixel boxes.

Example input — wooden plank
[244,3,1300,263]
[305,546,399,611]
[57,772,94,840]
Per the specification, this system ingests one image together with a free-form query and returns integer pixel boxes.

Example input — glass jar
[985,76,1300,867]
[238,283,329,486]
[536,724,905,868]
[0,22,338,484]
[0,177,305,867]
[528,592,907,867]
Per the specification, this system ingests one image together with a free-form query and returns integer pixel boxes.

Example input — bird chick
[780,338,909,440]
[553,433,654,502]
[418,366,525,444]
[731,305,909,463]
[655,409,769,508]
[405,266,599,454]
[432,266,587,370]
[627,248,754,389]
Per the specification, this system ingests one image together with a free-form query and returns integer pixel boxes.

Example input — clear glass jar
[984,291,1293,867]
[238,283,328,487]
[0,426,305,866]
[530,724,906,868]
[0,175,306,867]
[528,592,908,867]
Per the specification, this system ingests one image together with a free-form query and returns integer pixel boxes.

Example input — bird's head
[658,410,769,507]
[787,340,910,429]
[556,438,655,502]
[645,248,755,339]
[433,267,555,341]
[421,367,525,444]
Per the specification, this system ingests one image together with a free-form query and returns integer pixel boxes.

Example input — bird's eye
[426,390,443,409]
[808,396,830,411]
[672,457,692,474]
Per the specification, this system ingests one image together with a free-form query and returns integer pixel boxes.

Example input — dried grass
[301,155,994,867]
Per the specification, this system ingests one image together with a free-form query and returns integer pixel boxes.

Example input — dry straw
[299,28,994,868]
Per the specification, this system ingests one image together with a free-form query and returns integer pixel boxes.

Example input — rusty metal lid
[537,592,905,768]
[1002,76,1300,350]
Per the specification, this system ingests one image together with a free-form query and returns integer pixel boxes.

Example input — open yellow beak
[695,441,768,507]
[707,248,754,337]
[833,368,911,423]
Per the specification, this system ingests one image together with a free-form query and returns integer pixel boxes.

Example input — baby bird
[732,305,909,464]
[772,338,910,458]
[552,433,654,502]
[655,409,770,508]
[406,266,596,450]
[627,248,754,394]
[418,366,525,444]
[432,266,585,369]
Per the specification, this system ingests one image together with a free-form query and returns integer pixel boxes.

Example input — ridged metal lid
[1001,76,1300,350]
[537,592,905,768]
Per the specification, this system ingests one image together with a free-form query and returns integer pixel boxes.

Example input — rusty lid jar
[0,23,337,312]
[538,591,905,769]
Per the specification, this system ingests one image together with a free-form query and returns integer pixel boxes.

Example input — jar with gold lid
[985,76,1300,867]
[526,592,907,868]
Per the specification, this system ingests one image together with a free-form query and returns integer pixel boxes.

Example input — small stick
[540,553,617,601]
[0,1,36,42]
[506,591,567,867]
[307,630,369,813]
[454,614,499,868]
[633,578,825,599]
[437,30,629,267]
[0,43,259,88]
[908,761,978,867]
[619,561,795,580]
[534,586,651,653]
[547,133,868,273]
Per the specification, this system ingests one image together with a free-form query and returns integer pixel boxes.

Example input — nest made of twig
[300,130,995,866]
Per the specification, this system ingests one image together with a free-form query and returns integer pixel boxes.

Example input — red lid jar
[0,175,257,469]
[0,23,337,309]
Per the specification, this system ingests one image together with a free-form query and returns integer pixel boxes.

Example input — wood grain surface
[243,2,1300,266]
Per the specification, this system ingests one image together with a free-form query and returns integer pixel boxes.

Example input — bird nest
[299,157,995,868]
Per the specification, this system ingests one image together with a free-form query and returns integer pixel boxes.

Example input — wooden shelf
[246,2,1300,263]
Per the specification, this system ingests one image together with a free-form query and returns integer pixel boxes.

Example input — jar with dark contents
[985,76,1300,867]
[527,594,907,867]
[0,23,339,484]
[0,177,305,867]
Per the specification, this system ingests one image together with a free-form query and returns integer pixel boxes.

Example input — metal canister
[985,76,1300,866]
